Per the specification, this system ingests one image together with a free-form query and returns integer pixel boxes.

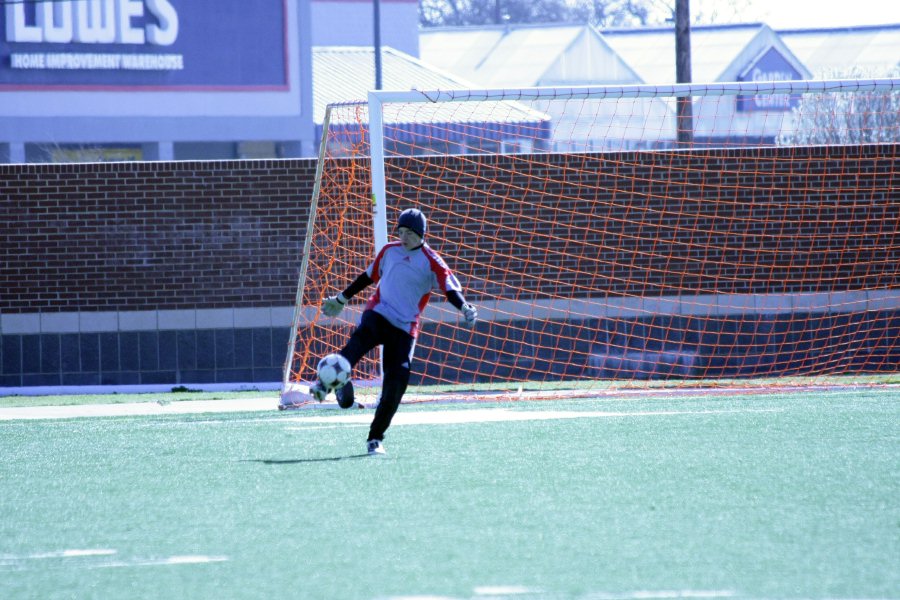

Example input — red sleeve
[423,246,463,294]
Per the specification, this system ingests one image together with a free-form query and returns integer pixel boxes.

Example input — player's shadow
[242,454,370,465]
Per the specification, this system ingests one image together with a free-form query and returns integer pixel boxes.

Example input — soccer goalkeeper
[314,208,478,456]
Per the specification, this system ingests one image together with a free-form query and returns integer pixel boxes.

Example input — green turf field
[1,387,898,599]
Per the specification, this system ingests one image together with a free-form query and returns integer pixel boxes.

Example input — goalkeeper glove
[461,303,478,326]
[321,293,348,318]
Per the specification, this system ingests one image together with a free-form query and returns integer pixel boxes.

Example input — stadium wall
[1,144,897,388]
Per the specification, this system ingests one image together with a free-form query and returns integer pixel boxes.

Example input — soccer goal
[282,78,900,406]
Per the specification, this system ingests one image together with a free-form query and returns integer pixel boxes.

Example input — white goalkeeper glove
[321,293,348,318]
[461,303,478,327]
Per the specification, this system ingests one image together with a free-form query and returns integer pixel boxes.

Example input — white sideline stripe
[587,591,736,599]
[388,589,736,600]
[0,551,227,570]
[0,549,117,560]
[473,585,536,595]
[90,555,228,569]
[0,398,783,423]
[284,407,781,428]
[387,597,456,600]
[386,597,457,600]
[0,397,279,421]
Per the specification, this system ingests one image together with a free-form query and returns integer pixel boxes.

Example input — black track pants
[339,310,414,441]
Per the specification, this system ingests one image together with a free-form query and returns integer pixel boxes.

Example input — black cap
[396,208,426,238]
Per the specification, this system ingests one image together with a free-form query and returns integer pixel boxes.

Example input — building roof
[420,22,818,88]
[601,23,811,84]
[777,23,900,77]
[312,46,477,123]
[420,23,641,87]
[312,46,550,146]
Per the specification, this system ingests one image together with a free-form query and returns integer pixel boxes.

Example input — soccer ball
[317,353,351,390]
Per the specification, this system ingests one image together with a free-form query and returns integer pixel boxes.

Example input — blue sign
[1,0,288,89]
[736,47,803,112]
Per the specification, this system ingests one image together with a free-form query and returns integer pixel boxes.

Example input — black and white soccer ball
[317,353,351,391]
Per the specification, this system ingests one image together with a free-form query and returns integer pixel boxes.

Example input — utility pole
[675,0,693,146]
[374,0,382,90]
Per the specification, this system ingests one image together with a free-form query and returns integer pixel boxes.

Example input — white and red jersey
[364,241,462,337]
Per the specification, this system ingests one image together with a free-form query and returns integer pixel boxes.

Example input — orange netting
[284,83,900,401]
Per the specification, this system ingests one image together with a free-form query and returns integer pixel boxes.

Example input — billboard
[1,0,288,90]
[736,47,803,112]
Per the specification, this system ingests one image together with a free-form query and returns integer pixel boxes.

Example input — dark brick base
[0,327,291,388]
[3,312,898,390]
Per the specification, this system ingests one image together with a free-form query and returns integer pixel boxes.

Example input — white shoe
[309,380,327,402]
[366,439,386,456]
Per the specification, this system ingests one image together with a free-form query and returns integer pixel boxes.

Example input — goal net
[282,78,900,406]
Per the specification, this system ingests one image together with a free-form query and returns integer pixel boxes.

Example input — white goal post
[367,76,899,245]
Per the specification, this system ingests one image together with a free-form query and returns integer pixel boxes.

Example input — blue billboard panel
[736,47,803,112]
[1,0,288,89]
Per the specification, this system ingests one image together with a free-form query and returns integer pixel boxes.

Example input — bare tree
[420,0,754,29]
[779,70,900,146]
[420,0,541,27]
[420,0,666,28]
[566,0,659,27]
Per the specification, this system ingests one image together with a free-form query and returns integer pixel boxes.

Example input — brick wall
[1,159,316,313]
[2,145,897,314]
[392,144,899,298]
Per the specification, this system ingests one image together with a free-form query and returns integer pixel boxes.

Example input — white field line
[0,549,117,561]
[581,591,736,599]
[388,588,737,600]
[88,555,228,569]
[0,550,227,570]
[0,395,784,423]
[284,407,782,429]
[0,397,279,421]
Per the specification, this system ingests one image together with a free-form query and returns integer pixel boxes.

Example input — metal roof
[777,24,900,77]
[421,22,817,88]
[418,28,508,84]
[600,23,812,84]
[312,46,551,146]
[312,46,479,123]
[420,23,640,87]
